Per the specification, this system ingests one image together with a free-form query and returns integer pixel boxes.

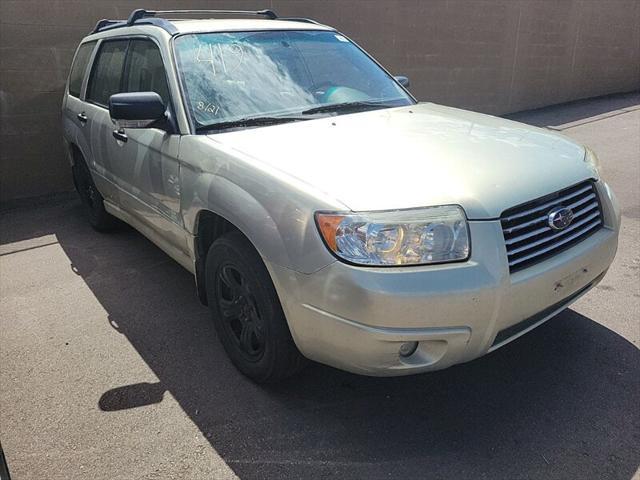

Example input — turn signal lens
[316,214,345,252]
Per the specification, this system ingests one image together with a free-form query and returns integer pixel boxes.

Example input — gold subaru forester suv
[62,8,620,382]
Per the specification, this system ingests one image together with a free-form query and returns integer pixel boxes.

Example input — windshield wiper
[196,115,309,133]
[301,100,392,116]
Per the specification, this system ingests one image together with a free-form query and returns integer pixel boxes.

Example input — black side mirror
[394,75,410,88]
[109,92,166,129]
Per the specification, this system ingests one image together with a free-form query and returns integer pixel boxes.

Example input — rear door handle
[77,112,88,124]
[112,129,128,143]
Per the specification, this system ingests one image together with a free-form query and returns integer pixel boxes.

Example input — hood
[206,103,591,219]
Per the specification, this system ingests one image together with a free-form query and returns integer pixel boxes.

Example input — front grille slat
[506,223,552,245]
[505,202,599,247]
[508,220,602,267]
[508,212,600,256]
[503,192,597,235]
[501,180,604,273]
[503,213,549,234]
[502,184,593,223]
[508,215,601,258]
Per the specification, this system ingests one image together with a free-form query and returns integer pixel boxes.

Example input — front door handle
[77,112,88,124]
[112,129,128,143]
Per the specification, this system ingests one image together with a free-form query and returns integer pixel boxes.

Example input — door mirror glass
[394,75,410,88]
[109,92,166,129]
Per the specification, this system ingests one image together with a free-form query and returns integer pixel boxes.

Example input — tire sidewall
[73,160,114,230]
[205,238,283,382]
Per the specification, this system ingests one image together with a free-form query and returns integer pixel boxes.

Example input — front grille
[501,180,603,273]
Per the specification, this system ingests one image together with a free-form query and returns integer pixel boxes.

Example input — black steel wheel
[205,231,306,383]
[72,157,117,231]
[215,263,266,362]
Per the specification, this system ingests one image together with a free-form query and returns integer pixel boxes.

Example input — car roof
[169,19,334,34]
[85,13,335,42]
[85,20,334,44]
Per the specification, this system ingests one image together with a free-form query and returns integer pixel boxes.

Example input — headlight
[584,146,602,179]
[316,206,470,266]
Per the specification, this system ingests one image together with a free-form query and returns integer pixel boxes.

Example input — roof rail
[90,15,177,35]
[91,18,126,34]
[278,17,322,25]
[91,8,322,35]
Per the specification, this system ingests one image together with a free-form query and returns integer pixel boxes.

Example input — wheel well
[69,143,84,165]
[68,144,84,191]
[194,210,240,305]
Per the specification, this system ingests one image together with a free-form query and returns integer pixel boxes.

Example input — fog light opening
[399,341,419,358]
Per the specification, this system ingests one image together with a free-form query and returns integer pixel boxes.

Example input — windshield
[174,30,414,131]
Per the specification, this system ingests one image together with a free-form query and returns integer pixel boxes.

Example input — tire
[205,231,306,383]
[72,157,117,231]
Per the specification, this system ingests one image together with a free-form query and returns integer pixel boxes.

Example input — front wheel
[205,231,306,383]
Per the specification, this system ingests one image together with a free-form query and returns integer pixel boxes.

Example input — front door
[84,39,129,204]
[86,37,186,254]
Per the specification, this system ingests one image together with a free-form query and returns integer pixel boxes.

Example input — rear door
[62,40,96,169]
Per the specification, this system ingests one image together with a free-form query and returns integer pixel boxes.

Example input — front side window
[68,41,96,97]
[124,39,170,106]
[174,30,414,131]
[87,40,128,106]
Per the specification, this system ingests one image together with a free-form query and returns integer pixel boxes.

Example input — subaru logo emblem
[547,206,574,230]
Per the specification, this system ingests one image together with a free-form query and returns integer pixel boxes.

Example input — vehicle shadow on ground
[6,199,640,479]
[505,91,639,128]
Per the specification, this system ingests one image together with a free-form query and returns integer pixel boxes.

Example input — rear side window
[68,42,96,97]
[124,40,170,106]
[87,40,128,106]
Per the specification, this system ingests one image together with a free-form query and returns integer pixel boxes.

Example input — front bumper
[267,181,620,376]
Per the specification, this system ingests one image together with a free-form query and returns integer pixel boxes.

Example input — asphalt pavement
[1,92,639,480]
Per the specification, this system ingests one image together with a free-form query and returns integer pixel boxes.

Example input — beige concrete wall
[1,0,639,202]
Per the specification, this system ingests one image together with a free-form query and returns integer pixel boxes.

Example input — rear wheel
[205,231,306,383]
[72,157,117,231]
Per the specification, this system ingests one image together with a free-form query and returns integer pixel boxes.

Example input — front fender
[179,136,342,274]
